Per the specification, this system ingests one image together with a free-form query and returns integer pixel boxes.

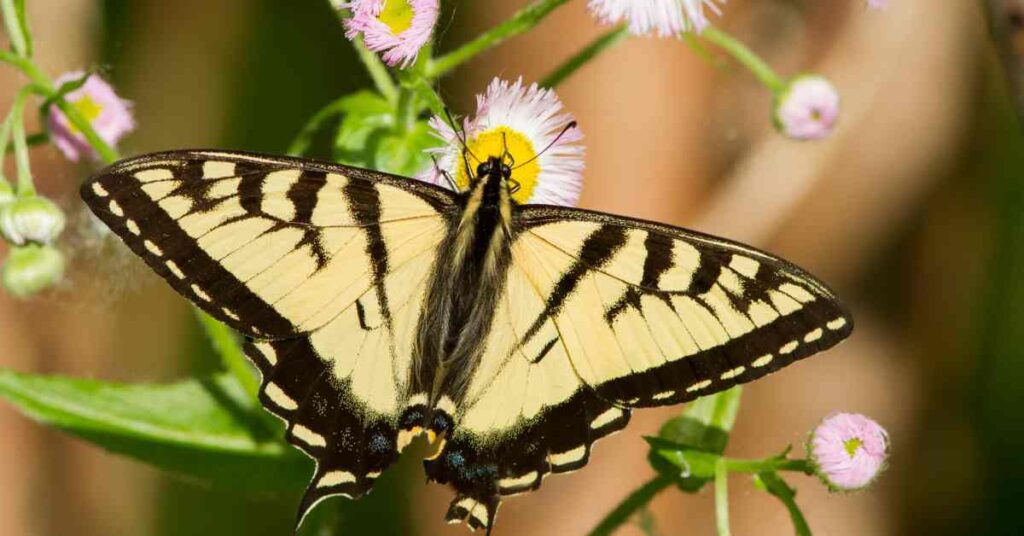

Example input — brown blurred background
[1,0,1021,535]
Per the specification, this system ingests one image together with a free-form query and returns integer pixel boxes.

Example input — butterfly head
[473,155,521,196]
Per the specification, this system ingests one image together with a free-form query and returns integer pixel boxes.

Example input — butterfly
[81,149,852,534]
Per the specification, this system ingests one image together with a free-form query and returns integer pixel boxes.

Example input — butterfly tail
[445,493,501,534]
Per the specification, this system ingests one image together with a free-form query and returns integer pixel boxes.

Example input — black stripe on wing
[514,204,854,408]
[81,150,457,339]
[425,389,629,534]
[84,164,294,338]
[244,338,401,530]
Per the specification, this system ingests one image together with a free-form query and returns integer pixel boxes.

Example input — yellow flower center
[379,0,415,35]
[843,437,863,458]
[455,126,540,204]
[68,94,104,135]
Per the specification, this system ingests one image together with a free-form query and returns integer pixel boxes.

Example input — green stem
[715,458,731,536]
[353,36,398,104]
[426,0,572,79]
[394,84,417,134]
[588,476,673,536]
[1,0,29,57]
[195,310,260,402]
[5,131,48,151]
[701,27,785,94]
[0,110,14,189]
[9,86,40,195]
[409,75,446,118]
[0,51,120,163]
[724,456,813,475]
[758,472,812,536]
[542,25,629,88]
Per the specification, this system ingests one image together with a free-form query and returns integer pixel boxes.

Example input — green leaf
[289,90,392,158]
[336,90,393,116]
[650,387,742,492]
[647,441,720,481]
[0,369,311,491]
[372,120,439,176]
[331,91,395,167]
[756,472,813,536]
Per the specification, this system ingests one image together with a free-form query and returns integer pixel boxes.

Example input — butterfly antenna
[443,107,480,180]
[512,120,577,170]
[501,131,515,167]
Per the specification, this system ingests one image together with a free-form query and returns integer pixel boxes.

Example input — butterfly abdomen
[410,162,515,422]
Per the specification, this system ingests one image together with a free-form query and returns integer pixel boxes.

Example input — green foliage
[0,369,311,491]
[0,0,866,534]
[755,472,812,536]
[649,386,741,491]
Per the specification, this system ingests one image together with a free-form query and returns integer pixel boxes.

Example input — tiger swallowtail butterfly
[82,149,852,534]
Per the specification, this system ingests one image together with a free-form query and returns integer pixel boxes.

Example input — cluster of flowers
[335,0,874,142]
[0,72,134,297]
[0,0,892,508]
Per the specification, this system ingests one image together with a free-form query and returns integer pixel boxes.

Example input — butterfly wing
[82,150,454,339]
[82,150,455,526]
[513,205,853,406]
[425,203,852,531]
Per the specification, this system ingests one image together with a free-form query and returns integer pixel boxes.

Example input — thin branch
[588,476,673,536]
[715,458,731,536]
[542,25,630,88]
[426,0,572,79]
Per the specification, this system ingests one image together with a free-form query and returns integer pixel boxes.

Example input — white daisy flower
[420,78,584,207]
[588,0,724,37]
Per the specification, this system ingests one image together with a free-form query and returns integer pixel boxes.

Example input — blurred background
[1,0,1021,535]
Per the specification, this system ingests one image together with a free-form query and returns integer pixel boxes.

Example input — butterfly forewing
[82,150,455,339]
[512,205,853,407]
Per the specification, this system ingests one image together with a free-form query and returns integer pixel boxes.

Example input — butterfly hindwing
[246,337,408,523]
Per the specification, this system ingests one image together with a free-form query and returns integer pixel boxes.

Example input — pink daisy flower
[866,0,889,10]
[420,77,585,207]
[340,0,439,68]
[809,413,890,491]
[773,75,840,141]
[47,71,135,162]
[587,0,724,37]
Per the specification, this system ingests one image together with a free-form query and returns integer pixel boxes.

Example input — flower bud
[0,186,14,207]
[773,75,840,141]
[2,244,65,298]
[808,412,889,492]
[0,196,66,245]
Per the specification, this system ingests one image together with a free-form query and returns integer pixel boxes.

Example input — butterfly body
[81,150,853,535]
